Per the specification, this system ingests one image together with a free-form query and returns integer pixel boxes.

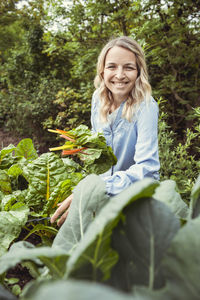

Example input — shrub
[158,99,200,202]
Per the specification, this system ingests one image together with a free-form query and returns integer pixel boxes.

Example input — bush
[158,99,200,202]
[0,75,64,152]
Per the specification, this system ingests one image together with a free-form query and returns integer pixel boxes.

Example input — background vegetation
[0,1,200,298]
[0,0,200,197]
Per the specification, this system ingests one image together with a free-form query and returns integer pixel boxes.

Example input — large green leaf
[153,180,188,219]
[7,164,23,178]
[15,138,38,162]
[79,147,117,175]
[62,157,81,172]
[189,174,200,219]
[0,284,17,300]
[161,217,200,300]
[65,178,159,282]
[53,174,109,253]
[0,145,21,170]
[23,280,134,300]
[132,286,169,300]
[1,190,26,211]
[0,241,69,279]
[24,152,75,213]
[0,145,16,163]
[43,173,83,215]
[109,198,180,291]
[7,163,28,191]
[0,204,29,257]
[0,170,12,194]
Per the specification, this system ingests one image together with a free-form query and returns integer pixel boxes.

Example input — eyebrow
[105,62,137,67]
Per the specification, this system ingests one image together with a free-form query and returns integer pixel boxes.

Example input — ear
[101,72,104,79]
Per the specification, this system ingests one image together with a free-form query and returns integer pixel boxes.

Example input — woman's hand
[50,194,73,227]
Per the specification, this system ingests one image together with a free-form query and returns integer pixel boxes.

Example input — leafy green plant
[158,99,200,202]
[0,127,117,257]
[42,87,92,131]
[48,125,117,174]
[0,173,199,300]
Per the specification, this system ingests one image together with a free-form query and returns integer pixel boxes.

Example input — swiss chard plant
[0,126,117,258]
[0,172,199,300]
[0,128,200,300]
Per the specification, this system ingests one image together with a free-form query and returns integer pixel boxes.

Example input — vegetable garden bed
[0,125,200,300]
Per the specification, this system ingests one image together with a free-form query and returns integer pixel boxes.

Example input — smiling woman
[51,36,160,226]
[91,36,160,196]
[103,46,138,110]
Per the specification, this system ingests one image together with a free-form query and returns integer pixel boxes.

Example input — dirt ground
[0,128,26,150]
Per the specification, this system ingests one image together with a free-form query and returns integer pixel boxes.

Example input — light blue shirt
[91,90,160,196]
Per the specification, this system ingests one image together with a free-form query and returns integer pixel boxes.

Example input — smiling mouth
[111,81,129,86]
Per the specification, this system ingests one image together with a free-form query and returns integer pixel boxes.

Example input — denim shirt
[91,90,160,196]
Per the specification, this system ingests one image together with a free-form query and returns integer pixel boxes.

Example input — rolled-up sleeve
[103,100,160,196]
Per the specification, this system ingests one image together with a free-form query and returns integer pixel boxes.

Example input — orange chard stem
[62,147,87,155]
[55,129,75,139]
[60,134,76,142]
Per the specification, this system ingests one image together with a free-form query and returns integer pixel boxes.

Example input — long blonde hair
[94,36,152,122]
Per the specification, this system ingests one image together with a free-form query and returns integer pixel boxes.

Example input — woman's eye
[125,66,134,70]
[107,66,115,69]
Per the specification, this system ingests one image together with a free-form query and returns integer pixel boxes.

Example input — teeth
[112,82,128,86]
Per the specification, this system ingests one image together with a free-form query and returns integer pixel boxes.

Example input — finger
[57,194,73,207]
[51,203,68,223]
[57,209,70,227]
[51,195,73,223]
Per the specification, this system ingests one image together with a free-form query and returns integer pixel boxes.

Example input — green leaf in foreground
[0,241,69,279]
[65,178,159,282]
[23,280,134,300]
[0,284,17,300]
[53,174,109,253]
[161,216,200,300]
[109,198,180,291]
[0,204,29,257]
[153,180,188,219]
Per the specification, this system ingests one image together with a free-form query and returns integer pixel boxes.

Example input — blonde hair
[94,36,152,122]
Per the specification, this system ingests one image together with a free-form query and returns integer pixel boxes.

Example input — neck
[112,96,126,110]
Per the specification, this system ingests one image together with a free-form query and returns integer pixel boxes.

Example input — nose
[115,66,125,79]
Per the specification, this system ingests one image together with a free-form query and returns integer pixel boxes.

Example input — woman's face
[103,46,138,103]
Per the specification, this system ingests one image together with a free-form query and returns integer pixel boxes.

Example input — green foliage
[0,131,117,256]
[0,204,29,257]
[1,0,199,155]
[0,283,17,300]
[158,99,200,202]
[0,1,200,296]
[53,175,109,253]
[135,0,200,131]
[153,180,188,219]
[0,174,199,299]
[51,124,117,174]
[42,87,91,130]
[22,280,134,300]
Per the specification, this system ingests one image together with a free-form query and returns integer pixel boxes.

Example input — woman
[51,36,160,226]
